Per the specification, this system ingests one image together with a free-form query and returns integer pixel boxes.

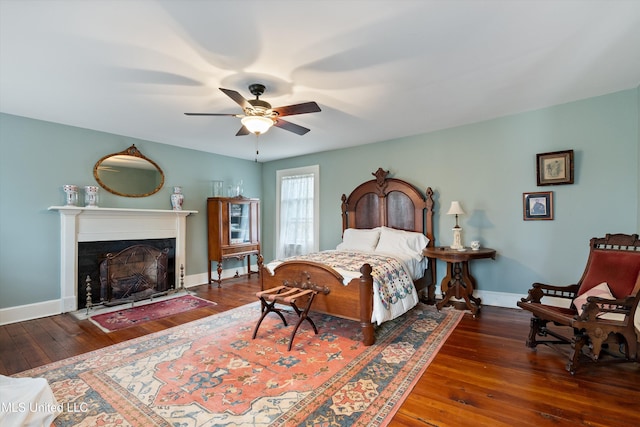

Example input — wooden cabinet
[207,197,260,286]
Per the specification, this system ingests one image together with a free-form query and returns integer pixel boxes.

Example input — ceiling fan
[185,83,321,136]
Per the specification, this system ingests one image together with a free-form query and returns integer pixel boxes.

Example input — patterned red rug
[18,302,462,426]
[89,294,216,332]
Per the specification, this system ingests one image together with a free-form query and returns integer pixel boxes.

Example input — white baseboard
[1,277,525,325]
[432,290,525,310]
[0,299,63,326]
[475,290,526,309]
[182,272,209,288]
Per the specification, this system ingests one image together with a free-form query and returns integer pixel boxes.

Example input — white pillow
[374,226,429,260]
[573,282,614,315]
[336,228,381,252]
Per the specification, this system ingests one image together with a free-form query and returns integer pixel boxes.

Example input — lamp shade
[241,115,274,135]
[447,201,465,216]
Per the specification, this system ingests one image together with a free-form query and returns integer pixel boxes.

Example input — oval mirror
[93,145,165,197]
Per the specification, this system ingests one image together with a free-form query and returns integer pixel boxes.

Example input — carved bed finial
[372,168,389,196]
[372,168,389,185]
[425,187,434,209]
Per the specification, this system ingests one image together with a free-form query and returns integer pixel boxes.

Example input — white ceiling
[1,0,639,162]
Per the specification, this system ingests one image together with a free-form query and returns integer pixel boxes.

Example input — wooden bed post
[424,187,436,303]
[341,194,349,232]
[257,254,265,291]
[359,263,375,346]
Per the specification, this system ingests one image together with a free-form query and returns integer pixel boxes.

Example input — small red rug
[89,295,216,332]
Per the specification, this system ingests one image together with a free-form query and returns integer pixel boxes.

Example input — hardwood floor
[1,276,638,426]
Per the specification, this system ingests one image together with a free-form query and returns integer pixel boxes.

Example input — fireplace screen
[100,244,169,305]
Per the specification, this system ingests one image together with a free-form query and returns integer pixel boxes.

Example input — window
[276,165,319,259]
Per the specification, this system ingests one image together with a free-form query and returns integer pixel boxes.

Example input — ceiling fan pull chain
[255,135,260,162]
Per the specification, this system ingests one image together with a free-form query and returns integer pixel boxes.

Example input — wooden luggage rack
[252,285,320,351]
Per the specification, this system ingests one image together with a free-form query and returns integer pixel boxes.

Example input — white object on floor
[0,375,61,426]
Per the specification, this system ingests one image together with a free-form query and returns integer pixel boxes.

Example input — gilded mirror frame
[93,145,165,197]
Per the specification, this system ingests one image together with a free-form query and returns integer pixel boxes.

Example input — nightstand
[423,246,496,317]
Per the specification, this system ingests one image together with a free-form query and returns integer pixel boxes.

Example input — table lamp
[447,201,465,250]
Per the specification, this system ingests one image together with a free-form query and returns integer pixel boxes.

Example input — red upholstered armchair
[517,233,640,374]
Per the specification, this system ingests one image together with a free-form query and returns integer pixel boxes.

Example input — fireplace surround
[48,206,197,313]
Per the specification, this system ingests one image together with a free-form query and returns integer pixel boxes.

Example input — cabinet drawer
[221,245,259,257]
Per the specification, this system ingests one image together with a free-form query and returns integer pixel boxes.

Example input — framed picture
[536,149,574,186]
[523,191,553,220]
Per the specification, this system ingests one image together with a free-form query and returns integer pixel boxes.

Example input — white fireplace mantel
[48,206,197,313]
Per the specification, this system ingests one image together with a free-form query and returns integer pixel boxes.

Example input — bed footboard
[259,257,376,345]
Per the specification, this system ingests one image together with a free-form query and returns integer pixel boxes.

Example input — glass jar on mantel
[84,186,99,208]
[63,185,79,206]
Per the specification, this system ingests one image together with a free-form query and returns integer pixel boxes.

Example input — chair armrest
[576,294,638,322]
[520,282,580,304]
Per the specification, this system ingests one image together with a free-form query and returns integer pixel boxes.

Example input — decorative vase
[171,186,184,210]
[450,226,464,250]
[211,180,224,197]
[235,179,244,197]
[63,184,79,206]
[84,185,99,208]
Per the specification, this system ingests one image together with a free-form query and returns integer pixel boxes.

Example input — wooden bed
[258,168,436,345]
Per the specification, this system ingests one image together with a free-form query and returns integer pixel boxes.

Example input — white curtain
[277,173,315,258]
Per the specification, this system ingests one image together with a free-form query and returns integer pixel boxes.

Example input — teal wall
[1,88,638,312]
[261,89,640,295]
[0,114,261,308]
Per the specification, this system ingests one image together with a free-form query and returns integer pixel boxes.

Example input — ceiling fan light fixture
[241,115,274,135]
[186,84,319,137]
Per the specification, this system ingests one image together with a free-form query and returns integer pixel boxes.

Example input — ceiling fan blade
[236,125,250,136]
[273,119,311,135]
[184,113,239,116]
[219,88,250,110]
[272,101,321,117]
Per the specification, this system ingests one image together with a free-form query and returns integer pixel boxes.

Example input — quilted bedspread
[267,250,419,324]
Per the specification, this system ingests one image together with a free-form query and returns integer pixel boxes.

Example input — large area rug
[17,302,463,426]
[90,295,216,332]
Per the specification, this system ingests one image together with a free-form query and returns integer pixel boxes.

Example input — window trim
[275,165,320,258]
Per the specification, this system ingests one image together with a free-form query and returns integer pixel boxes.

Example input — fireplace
[48,206,196,313]
[100,244,169,305]
[78,239,175,309]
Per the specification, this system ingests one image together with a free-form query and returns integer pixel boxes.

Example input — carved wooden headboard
[340,168,435,246]
[340,168,436,299]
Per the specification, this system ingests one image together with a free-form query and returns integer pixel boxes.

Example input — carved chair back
[576,234,640,299]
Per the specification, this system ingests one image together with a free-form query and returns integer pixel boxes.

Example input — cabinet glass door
[229,203,250,244]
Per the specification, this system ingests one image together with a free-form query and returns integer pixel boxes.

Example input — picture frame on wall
[523,191,553,221]
[536,149,574,186]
